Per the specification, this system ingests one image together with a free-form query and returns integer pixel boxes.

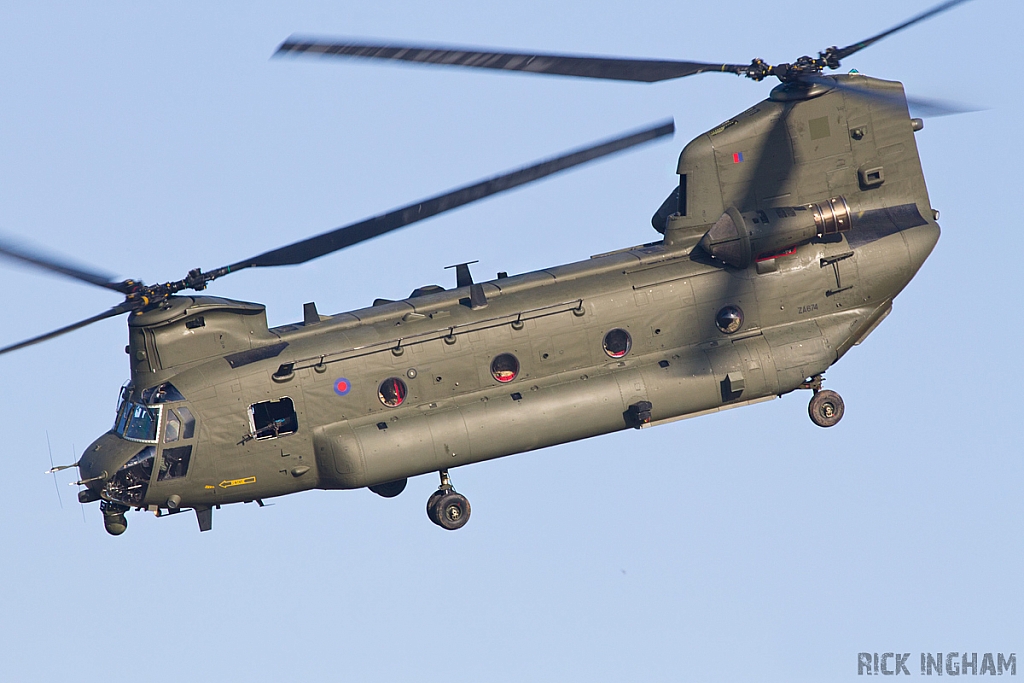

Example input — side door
[147,404,199,504]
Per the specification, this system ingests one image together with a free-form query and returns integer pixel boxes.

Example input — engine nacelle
[698,196,852,268]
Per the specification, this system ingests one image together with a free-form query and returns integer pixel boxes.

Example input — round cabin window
[715,305,744,334]
[490,353,520,383]
[378,377,408,407]
[603,328,632,358]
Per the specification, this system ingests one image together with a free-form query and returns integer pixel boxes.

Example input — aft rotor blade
[276,37,748,83]
[830,0,973,62]
[0,303,131,356]
[905,95,979,118]
[808,75,978,118]
[220,119,674,272]
[0,235,127,293]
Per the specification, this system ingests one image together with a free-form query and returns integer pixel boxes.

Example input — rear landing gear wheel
[434,492,471,530]
[426,469,471,530]
[809,389,844,428]
[426,489,446,525]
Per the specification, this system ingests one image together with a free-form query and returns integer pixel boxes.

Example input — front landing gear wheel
[809,389,844,428]
[435,492,471,530]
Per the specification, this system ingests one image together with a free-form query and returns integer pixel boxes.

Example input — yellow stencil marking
[204,485,215,490]
[218,476,256,489]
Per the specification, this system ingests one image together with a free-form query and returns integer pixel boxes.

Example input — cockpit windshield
[113,382,186,444]
[123,403,161,442]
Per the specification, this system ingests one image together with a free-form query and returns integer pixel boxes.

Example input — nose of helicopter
[78,432,146,487]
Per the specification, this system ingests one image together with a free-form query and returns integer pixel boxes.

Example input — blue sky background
[0,1,1019,681]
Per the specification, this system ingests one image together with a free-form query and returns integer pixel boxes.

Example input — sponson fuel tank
[312,336,782,491]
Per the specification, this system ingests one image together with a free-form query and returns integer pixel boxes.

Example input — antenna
[45,432,63,510]
[73,443,85,524]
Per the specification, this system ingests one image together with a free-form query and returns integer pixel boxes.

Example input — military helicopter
[1,0,969,535]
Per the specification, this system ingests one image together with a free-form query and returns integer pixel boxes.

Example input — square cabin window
[248,397,298,440]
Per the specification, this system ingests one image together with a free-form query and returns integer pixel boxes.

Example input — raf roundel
[334,378,352,396]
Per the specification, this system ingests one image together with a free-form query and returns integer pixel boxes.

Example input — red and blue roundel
[333,378,352,396]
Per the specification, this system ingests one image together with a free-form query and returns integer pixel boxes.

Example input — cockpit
[113,382,188,443]
[104,382,196,508]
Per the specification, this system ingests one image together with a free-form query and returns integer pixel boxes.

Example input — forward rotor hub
[745,49,841,83]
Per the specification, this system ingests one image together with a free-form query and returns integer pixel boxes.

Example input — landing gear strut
[801,375,845,428]
[426,470,471,531]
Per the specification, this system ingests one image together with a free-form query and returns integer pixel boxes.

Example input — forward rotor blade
[221,119,674,272]
[0,235,126,293]
[831,0,973,62]
[276,37,748,83]
[0,303,130,356]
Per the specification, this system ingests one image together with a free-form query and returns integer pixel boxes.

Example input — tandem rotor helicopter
[2,0,972,535]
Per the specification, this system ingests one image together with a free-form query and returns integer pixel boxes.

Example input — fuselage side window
[248,398,298,440]
[490,354,520,383]
[603,329,632,358]
[378,378,408,407]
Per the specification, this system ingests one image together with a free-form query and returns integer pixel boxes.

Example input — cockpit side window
[116,402,131,436]
[164,411,181,443]
[114,385,131,432]
[158,446,192,481]
[248,397,298,440]
[177,406,196,440]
